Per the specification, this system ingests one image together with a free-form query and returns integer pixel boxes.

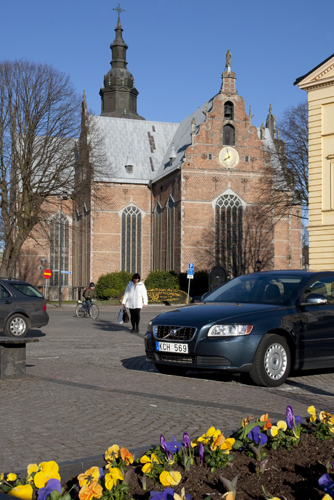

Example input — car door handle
[4,300,12,304]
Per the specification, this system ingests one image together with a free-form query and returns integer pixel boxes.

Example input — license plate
[156,341,188,354]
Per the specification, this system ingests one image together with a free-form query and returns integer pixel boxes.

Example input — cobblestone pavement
[1,304,334,476]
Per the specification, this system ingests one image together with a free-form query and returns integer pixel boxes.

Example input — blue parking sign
[187,263,194,279]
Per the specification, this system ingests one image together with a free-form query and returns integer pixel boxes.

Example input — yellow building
[295,53,334,269]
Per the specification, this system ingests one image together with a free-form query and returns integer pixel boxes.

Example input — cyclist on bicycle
[82,282,96,314]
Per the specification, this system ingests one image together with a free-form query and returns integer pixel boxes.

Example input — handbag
[123,306,129,323]
[117,307,124,324]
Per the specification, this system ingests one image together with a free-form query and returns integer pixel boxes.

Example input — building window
[245,155,249,163]
[166,196,175,270]
[121,205,142,274]
[224,101,234,121]
[215,194,243,278]
[208,153,213,160]
[153,203,162,270]
[223,124,235,145]
[50,212,69,287]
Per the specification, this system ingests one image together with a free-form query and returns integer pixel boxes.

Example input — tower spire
[99,5,144,119]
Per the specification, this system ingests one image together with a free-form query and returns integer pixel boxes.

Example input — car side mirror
[300,293,327,306]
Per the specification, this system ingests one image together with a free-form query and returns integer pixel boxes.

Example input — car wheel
[249,334,291,387]
[4,314,28,338]
[155,364,188,376]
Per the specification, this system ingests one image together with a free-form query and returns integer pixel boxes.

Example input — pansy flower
[319,473,334,496]
[150,487,175,500]
[160,471,182,487]
[7,484,33,500]
[260,414,272,430]
[77,467,100,487]
[191,426,221,447]
[6,474,17,482]
[105,445,120,462]
[247,425,268,446]
[307,405,317,423]
[104,468,124,490]
[165,436,183,455]
[269,420,287,437]
[140,453,162,473]
[34,461,61,489]
[242,416,252,427]
[78,481,103,500]
[120,447,134,465]
[211,433,235,452]
[37,478,61,500]
[174,487,192,500]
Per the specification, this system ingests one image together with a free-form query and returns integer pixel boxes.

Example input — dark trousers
[129,308,141,330]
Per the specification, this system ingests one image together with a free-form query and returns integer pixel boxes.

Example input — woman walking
[122,273,148,332]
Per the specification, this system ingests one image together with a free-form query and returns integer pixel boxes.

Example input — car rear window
[10,283,43,298]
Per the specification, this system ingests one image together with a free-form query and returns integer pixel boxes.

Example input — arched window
[166,196,175,270]
[224,101,234,121]
[122,205,142,274]
[153,203,162,270]
[215,194,243,277]
[223,124,235,145]
[50,212,69,287]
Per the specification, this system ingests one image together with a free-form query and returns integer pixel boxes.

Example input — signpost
[43,269,51,297]
[187,263,194,304]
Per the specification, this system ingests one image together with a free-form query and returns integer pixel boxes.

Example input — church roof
[92,116,178,183]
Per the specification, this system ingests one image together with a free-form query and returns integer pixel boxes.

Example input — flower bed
[1,405,334,500]
[147,289,188,305]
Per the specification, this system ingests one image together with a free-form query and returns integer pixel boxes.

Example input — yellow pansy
[307,405,317,422]
[191,426,221,447]
[322,495,333,500]
[27,464,39,476]
[269,421,287,437]
[160,470,182,487]
[0,473,4,481]
[320,411,334,423]
[34,461,61,489]
[174,487,187,500]
[8,484,33,500]
[77,467,100,487]
[211,434,235,452]
[140,453,161,473]
[105,445,120,462]
[104,468,124,490]
[6,474,17,482]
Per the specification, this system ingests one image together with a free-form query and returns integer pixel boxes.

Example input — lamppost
[58,192,68,308]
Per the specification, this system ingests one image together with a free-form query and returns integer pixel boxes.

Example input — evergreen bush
[145,271,179,290]
[96,271,131,300]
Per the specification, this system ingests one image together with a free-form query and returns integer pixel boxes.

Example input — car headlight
[207,324,253,337]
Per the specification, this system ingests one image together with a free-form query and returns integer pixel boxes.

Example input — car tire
[155,364,188,376]
[249,334,291,387]
[4,314,29,338]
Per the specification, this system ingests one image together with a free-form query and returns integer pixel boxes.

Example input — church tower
[99,4,145,119]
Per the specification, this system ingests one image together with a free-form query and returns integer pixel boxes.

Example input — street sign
[43,269,52,279]
[187,263,194,279]
[61,270,72,274]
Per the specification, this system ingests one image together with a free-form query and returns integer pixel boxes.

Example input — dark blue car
[145,270,334,387]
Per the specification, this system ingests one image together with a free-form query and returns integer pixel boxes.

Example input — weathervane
[113,3,125,22]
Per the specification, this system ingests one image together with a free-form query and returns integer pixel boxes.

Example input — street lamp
[58,191,68,307]
[41,257,47,296]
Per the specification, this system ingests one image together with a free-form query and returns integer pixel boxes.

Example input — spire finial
[113,3,125,24]
[226,49,231,72]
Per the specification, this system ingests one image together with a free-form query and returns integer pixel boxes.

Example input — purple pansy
[247,425,268,446]
[319,473,334,496]
[165,435,183,455]
[37,479,61,500]
[150,487,175,500]
[160,435,172,460]
[183,432,191,451]
[286,405,302,430]
[199,442,204,466]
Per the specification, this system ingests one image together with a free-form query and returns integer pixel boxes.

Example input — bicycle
[75,299,99,319]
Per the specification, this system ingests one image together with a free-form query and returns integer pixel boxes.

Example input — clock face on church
[219,146,239,168]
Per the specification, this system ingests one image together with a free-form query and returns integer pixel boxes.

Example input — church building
[20,8,302,298]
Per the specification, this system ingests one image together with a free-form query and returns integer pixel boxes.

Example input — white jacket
[122,281,148,309]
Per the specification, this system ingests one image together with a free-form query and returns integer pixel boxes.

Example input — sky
[1,0,333,128]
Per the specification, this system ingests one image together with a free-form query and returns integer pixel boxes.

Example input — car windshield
[11,283,43,298]
[204,274,303,305]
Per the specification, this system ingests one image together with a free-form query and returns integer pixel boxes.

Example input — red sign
[43,269,52,279]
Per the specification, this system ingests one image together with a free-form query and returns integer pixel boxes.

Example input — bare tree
[277,100,308,210]
[0,60,81,276]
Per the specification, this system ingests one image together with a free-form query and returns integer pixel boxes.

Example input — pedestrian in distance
[122,273,148,333]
